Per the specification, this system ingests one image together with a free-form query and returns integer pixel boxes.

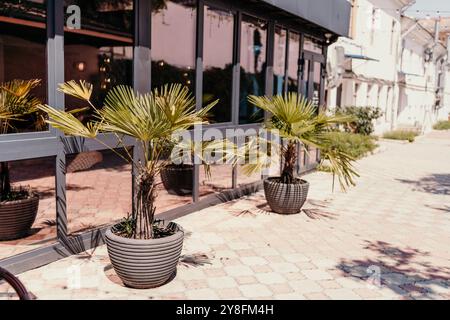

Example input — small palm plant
[0,79,42,201]
[39,81,217,239]
[242,93,358,213]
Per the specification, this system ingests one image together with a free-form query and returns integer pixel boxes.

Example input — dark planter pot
[0,195,39,241]
[263,177,309,214]
[160,164,193,196]
[105,222,184,289]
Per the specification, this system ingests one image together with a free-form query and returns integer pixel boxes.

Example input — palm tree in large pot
[243,93,359,214]
[0,79,43,241]
[39,81,217,289]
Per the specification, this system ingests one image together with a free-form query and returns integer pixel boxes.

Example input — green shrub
[433,120,450,130]
[382,130,418,143]
[336,106,383,136]
[323,132,379,160]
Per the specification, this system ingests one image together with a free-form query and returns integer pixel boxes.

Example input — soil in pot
[105,221,184,289]
[160,164,193,196]
[0,190,39,241]
[263,177,309,214]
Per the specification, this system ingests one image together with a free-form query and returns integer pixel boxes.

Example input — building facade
[327,0,450,134]
[0,0,351,273]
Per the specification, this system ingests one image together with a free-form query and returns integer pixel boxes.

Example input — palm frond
[58,80,93,101]
[38,104,99,138]
[0,79,42,116]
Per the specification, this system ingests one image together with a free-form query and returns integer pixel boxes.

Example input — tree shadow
[179,253,212,268]
[397,174,450,195]
[336,240,450,299]
[425,204,450,213]
[303,208,338,220]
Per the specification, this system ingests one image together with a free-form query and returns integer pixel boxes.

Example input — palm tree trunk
[134,170,156,239]
[0,162,11,201]
[281,142,297,184]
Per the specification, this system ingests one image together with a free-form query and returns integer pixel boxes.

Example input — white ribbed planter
[105,223,184,289]
[0,195,39,241]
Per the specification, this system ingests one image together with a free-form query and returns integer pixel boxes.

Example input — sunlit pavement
[1,131,449,300]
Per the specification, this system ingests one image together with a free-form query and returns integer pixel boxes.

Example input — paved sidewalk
[1,131,449,300]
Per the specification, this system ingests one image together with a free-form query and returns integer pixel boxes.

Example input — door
[299,51,325,173]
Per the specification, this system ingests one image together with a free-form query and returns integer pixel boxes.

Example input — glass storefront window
[304,36,323,54]
[239,14,266,124]
[273,26,286,96]
[0,0,47,134]
[151,0,196,92]
[0,156,57,260]
[287,31,300,95]
[301,59,310,97]
[64,0,133,113]
[203,5,234,124]
[313,61,322,107]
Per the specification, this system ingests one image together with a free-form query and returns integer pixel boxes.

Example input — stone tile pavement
[1,130,449,300]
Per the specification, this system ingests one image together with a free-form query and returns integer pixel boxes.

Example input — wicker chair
[0,267,33,300]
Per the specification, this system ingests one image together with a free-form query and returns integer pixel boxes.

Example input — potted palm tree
[39,81,217,289]
[244,93,358,214]
[0,79,43,241]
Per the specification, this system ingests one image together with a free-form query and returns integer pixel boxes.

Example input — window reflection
[64,0,133,113]
[203,5,234,123]
[301,59,310,97]
[313,61,322,107]
[239,15,266,124]
[304,36,323,54]
[273,27,286,96]
[151,0,196,91]
[287,31,300,94]
[0,0,47,133]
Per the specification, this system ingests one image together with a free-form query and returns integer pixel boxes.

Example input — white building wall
[327,0,450,135]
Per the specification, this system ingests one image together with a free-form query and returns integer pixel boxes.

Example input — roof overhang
[259,0,351,37]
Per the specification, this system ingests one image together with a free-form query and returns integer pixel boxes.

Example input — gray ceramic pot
[264,178,309,214]
[160,164,193,196]
[0,195,39,241]
[105,222,184,289]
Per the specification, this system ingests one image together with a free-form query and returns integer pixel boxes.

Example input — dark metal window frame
[0,0,329,274]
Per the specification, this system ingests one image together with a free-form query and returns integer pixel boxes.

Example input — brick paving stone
[185,289,220,300]
[250,265,273,273]
[304,292,330,300]
[239,284,273,298]
[302,270,334,281]
[289,280,323,294]
[240,256,269,266]
[319,280,342,289]
[325,288,362,300]
[268,283,294,295]
[217,288,244,299]
[224,266,254,277]
[207,277,238,289]
[255,272,287,285]
[235,276,258,285]
[353,288,383,299]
